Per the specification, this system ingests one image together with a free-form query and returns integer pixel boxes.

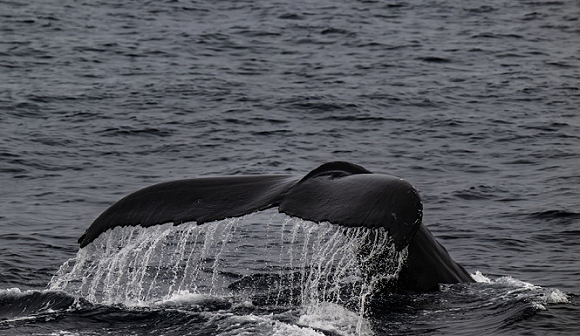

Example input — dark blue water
[1,0,579,334]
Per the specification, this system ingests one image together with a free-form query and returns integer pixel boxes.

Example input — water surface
[1,0,579,335]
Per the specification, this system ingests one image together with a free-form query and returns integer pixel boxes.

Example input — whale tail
[78,161,473,291]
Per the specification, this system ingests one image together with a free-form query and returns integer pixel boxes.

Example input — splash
[49,209,407,321]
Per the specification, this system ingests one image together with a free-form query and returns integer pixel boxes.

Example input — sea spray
[49,209,407,320]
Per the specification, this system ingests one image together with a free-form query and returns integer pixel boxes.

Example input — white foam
[493,276,540,290]
[272,322,326,336]
[543,288,569,304]
[151,290,231,309]
[210,313,326,336]
[298,302,374,336]
[531,301,547,311]
[0,287,27,298]
[469,271,570,307]
[471,270,492,283]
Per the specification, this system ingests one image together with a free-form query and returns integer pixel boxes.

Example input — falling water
[49,209,407,319]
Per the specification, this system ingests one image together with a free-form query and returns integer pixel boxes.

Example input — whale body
[78,161,473,291]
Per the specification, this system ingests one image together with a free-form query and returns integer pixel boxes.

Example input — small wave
[280,95,358,113]
[0,288,80,321]
[316,115,389,122]
[471,32,524,39]
[251,129,293,136]
[529,210,579,220]
[278,13,303,20]
[97,126,173,138]
[464,5,496,13]
[320,27,354,36]
[416,56,452,63]
[470,271,569,309]
[288,101,355,112]
[452,185,507,201]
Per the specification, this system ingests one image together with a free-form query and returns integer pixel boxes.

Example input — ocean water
[1,0,579,335]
